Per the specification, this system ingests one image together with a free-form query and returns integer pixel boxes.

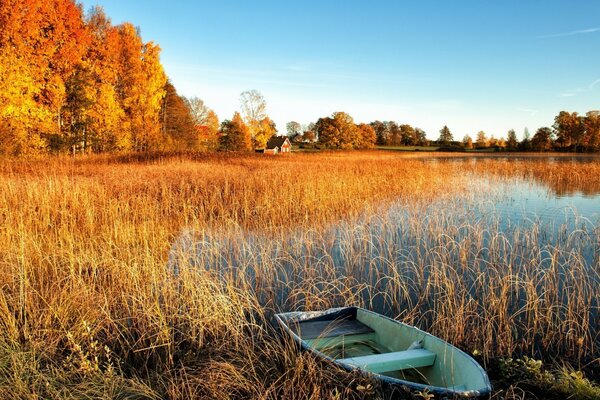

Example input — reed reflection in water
[170,168,600,364]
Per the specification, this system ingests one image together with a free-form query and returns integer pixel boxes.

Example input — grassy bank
[0,151,598,399]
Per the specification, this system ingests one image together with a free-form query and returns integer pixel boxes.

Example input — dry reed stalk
[0,151,598,398]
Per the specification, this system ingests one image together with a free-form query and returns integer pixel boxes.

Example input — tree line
[454,111,600,152]
[1,1,598,155]
[308,109,599,153]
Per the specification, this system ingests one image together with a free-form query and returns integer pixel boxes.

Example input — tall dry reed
[0,151,598,399]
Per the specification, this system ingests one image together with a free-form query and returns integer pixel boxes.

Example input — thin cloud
[560,78,600,97]
[516,107,538,116]
[538,27,600,38]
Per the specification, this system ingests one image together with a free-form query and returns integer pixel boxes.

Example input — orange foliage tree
[0,0,173,155]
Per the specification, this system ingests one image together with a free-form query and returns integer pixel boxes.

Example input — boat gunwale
[274,306,492,398]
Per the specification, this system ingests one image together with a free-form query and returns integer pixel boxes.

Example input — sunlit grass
[0,151,598,399]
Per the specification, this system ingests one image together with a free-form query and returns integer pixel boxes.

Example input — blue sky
[80,0,600,140]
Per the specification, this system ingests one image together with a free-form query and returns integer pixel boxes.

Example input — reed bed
[0,151,598,399]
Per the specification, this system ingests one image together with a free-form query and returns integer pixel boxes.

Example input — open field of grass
[0,151,598,399]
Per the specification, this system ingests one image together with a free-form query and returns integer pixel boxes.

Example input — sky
[80,0,600,140]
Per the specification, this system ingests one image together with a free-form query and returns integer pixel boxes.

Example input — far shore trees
[507,129,518,149]
[415,128,427,146]
[315,112,358,149]
[219,112,252,151]
[463,135,473,149]
[356,124,377,149]
[369,121,427,146]
[476,131,488,148]
[438,125,453,144]
[315,112,376,149]
[302,123,317,142]
[584,111,600,151]
[399,124,415,145]
[286,121,302,137]
[531,127,553,151]
[554,111,585,150]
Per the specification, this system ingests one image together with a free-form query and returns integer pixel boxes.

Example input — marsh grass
[0,151,598,399]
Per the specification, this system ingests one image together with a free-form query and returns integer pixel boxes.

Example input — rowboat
[275,307,492,398]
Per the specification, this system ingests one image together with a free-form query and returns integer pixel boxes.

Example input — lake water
[168,157,600,359]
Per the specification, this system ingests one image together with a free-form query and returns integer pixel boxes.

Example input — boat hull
[275,307,492,399]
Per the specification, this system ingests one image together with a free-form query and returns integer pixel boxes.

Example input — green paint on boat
[275,307,492,398]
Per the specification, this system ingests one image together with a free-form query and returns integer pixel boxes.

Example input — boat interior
[286,308,488,392]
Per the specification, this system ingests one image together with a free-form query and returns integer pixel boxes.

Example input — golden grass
[0,151,598,399]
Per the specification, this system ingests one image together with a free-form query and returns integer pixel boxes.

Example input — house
[264,136,292,154]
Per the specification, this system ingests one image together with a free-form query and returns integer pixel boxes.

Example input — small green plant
[553,367,600,400]
[499,356,551,382]
[498,357,600,399]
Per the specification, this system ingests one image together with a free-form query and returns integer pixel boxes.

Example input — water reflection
[168,158,600,360]
[432,155,600,197]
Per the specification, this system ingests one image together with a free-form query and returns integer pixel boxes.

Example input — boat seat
[293,319,374,340]
[338,349,436,374]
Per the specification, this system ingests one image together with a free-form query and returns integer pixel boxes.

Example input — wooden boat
[275,307,492,398]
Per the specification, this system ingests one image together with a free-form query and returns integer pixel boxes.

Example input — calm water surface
[169,157,600,358]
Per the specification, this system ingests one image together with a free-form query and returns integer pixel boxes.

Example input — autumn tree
[506,129,518,149]
[370,121,388,145]
[415,128,428,146]
[160,81,197,150]
[520,127,532,151]
[0,51,50,154]
[0,1,170,155]
[388,122,402,145]
[315,112,359,149]
[240,89,271,149]
[554,111,585,150]
[531,127,553,151]
[399,124,416,145]
[356,124,376,149]
[196,110,220,151]
[117,23,167,152]
[286,121,302,137]
[219,112,252,151]
[463,135,473,149]
[476,131,488,148]
[183,97,219,151]
[0,0,88,154]
[583,111,600,151]
[84,7,128,152]
[314,113,376,149]
[253,117,277,149]
[438,125,453,144]
[302,130,316,142]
